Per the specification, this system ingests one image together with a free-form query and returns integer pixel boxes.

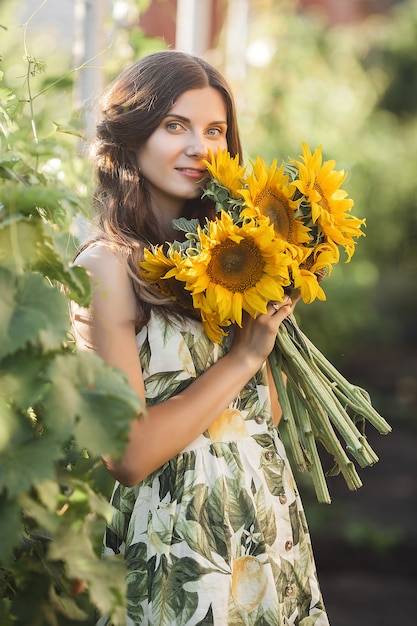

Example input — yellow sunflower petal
[203,149,246,197]
[178,212,291,337]
[239,158,311,252]
[291,142,365,260]
[140,246,177,282]
[294,269,327,303]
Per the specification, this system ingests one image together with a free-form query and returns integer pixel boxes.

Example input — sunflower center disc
[257,190,292,240]
[208,239,265,292]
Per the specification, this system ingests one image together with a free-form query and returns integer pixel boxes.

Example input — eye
[166,121,184,132]
[206,127,225,137]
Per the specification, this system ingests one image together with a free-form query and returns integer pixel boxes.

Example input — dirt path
[306,424,417,625]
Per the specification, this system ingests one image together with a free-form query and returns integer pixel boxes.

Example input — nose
[185,132,209,159]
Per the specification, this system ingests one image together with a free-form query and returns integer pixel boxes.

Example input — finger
[269,296,292,313]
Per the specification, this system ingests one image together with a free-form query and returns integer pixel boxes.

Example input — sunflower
[291,242,339,303]
[175,210,291,331]
[140,245,179,283]
[140,246,195,310]
[239,156,311,253]
[291,142,365,260]
[203,149,246,198]
[192,291,230,343]
[293,269,326,303]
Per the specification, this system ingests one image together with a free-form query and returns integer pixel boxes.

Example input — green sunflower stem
[286,383,332,504]
[283,357,363,488]
[276,327,361,453]
[298,328,392,435]
[309,365,380,467]
[296,365,377,468]
[285,370,363,491]
[267,348,308,473]
[270,315,391,504]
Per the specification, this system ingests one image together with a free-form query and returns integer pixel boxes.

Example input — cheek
[136,134,172,169]
[212,137,228,156]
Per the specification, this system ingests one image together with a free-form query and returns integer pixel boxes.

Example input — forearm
[105,348,263,486]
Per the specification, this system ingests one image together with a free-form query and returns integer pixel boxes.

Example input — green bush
[0,42,144,626]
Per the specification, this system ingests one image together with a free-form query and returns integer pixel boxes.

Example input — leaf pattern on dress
[252,484,278,548]
[125,541,148,624]
[138,333,151,375]
[181,329,214,376]
[194,603,214,625]
[98,311,329,626]
[143,370,192,405]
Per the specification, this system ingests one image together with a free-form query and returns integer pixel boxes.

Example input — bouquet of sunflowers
[140,143,391,503]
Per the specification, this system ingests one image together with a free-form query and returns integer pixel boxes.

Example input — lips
[176,168,207,180]
[176,167,206,174]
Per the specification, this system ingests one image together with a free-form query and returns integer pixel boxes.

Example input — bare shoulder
[75,243,126,278]
[74,243,137,319]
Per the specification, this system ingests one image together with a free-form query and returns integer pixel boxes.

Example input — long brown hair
[89,50,243,323]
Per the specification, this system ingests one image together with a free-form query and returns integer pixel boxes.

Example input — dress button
[279,494,287,505]
[255,415,264,424]
[285,584,295,597]
[285,540,293,551]
[265,450,275,461]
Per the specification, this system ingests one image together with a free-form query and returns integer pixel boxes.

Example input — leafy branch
[0,41,143,626]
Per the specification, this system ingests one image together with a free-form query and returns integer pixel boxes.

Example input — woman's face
[136,86,228,223]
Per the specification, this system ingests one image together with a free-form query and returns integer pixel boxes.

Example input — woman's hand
[230,293,300,367]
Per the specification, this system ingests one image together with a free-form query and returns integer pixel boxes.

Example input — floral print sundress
[98,310,329,626]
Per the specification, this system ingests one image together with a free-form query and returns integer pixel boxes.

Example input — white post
[73,0,109,141]
[175,0,212,57]
[72,0,109,244]
[225,0,249,84]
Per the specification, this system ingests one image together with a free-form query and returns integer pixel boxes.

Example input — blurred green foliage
[237,0,417,426]
[0,1,155,624]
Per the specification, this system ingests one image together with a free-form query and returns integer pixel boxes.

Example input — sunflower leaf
[172,217,200,234]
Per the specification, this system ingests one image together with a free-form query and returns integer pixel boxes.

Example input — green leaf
[0,216,44,269]
[0,157,21,181]
[172,217,201,234]
[43,352,143,457]
[0,494,22,562]
[48,525,127,621]
[53,121,85,139]
[0,180,68,218]
[0,268,69,359]
[0,414,62,498]
[0,349,50,408]
[8,570,91,625]
[0,212,90,303]
[34,233,91,306]
[18,492,60,537]
[34,478,61,513]
[66,478,115,523]
[0,81,23,128]
[0,401,20,452]
[0,598,15,626]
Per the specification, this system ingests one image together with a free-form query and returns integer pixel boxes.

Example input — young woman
[72,50,330,626]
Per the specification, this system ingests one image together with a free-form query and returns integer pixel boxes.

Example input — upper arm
[71,246,146,402]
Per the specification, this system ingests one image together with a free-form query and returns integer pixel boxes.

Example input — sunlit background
[1,1,416,623]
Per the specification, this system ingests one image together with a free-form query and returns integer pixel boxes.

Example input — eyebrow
[165,113,227,125]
